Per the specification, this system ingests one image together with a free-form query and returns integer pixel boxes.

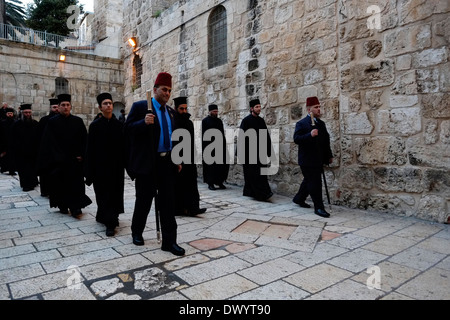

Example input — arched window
[208,6,227,69]
[133,54,142,89]
[55,77,69,96]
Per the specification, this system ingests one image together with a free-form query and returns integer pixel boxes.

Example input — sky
[19,0,94,13]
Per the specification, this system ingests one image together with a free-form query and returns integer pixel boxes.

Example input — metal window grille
[55,77,69,96]
[133,54,142,88]
[208,6,227,69]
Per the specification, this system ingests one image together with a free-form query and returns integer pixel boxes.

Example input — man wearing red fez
[125,72,185,256]
[293,96,333,218]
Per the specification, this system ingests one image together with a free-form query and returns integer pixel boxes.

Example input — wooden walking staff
[311,110,332,210]
[147,90,161,244]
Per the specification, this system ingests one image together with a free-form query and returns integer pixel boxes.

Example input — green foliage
[4,0,27,26]
[25,0,84,36]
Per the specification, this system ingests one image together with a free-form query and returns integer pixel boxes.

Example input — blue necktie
[160,106,170,150]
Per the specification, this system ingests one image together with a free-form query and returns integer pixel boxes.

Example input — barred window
[133,54,142,89]
[55,77,69,96]
[208,6,227,69]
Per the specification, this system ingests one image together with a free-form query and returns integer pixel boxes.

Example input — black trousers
[131,154,178,245]
[293,165,324,210]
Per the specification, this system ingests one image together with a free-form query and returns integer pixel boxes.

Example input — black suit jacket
[293,116,332,167]
[124,99,176,180]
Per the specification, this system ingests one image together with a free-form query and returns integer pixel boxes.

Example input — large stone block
[355,136,407,165]
[340,59,394,91]
[373,167,424,193]
[384,24,431,57]
[377,107,422,137]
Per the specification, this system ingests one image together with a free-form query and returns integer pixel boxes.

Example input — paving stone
[351,261,420,292]
[134,267,180,293]
[90,278,124,297]
[327,248,388,273]
[164,253,210,271]
[174,256,252,285]
[80,255,153,281]
[238,258,304,285]
[388,246,446,271]
[362,235,417,256]
[180,274,258,300]
[42,284,96,300]
[396,268,450,300]
[107,292,142,300]
[236,245,291,265]
[285,243,349,268]
[327,233,375,249]
[308,279,385,300]
[232,280,310,300]
[393,222,445,241]
[9,270,76,299]
[41,248,122,273]
[284,263,352,293]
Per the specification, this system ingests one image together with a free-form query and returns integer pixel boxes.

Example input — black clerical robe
[85,115,125,227]
[201,115,229,186]
[239,113,273,201]
[10,118,39,191]
[37,114,92,211]
[173,112,201,214]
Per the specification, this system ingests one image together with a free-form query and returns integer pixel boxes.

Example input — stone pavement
[0,172,449,302]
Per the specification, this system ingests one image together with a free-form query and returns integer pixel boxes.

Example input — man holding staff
[293,96,333,218]
[124,72,185,256]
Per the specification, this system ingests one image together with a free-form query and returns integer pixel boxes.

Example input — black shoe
[106,227,115,237]
[208,184,217,190]
[293,199,311,208]
[161,243,185,256]
[217,183,226,189]
[58,207,69,214]
[71,209,82,218]
[314,208,330,218]
[189,208,207,216]
[132,235,144,246]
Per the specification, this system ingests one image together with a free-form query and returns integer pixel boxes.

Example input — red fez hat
[306,97,320,107]
[154,72,172,87]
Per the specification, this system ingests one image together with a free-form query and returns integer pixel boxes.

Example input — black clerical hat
[49,99,59,106]
[20,104,32,110]
[249,99,261,108]
[173,97,187,107]
[57,94,71,104]
[97,92,113,105]
[208,104,218,111]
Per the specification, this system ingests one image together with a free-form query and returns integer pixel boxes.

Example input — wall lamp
[128,37,137,48]
[59,54,66,62]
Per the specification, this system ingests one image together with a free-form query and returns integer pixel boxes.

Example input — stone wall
[121,0,449,222]
[0,39,124,124]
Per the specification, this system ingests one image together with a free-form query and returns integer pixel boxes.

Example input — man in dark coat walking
[173,96,206,216]
[36,98,59,197]
[0,107,16,175]
[37,94,92,218]
[10,104,39,191]
[293,96,333,218]
[85,93,125,236]
[239,99,273,202]
[125,72,185,256]
[201,104,229,190]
